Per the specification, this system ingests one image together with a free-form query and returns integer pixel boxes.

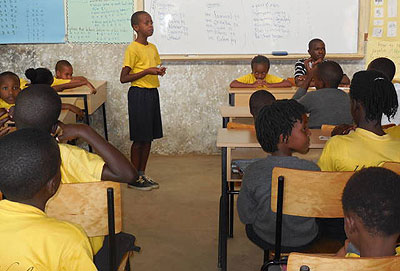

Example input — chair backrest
[287,252,400,271]
[382,162,400,175]
[271,167,354,218]
[46,181,122,237]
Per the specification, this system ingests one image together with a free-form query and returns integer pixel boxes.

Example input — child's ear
[46,173,61,198]
[344,215,357,235]
[55,70,61,78]
[133,24,139,33]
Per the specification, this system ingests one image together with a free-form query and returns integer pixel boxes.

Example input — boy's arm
[57,122,138,183]
[293,73,313,99]
[52,80,87,92]
[61,103,84,118]
[72,76,97,94]
[120,66,165,84]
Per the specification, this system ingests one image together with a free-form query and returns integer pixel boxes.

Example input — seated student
[14,85,139,269]
[0,72,21,121]
[294,38,350,87]
[25,67,84,118]
[367,57,400,125]
[0,128,96,270]
[318,70,400,171]
[292,61,353,128]
[52,60,96,93]
[336,167,400,257]
[237,99,319,249]
[227,89,276,130]
[230,55,292,88]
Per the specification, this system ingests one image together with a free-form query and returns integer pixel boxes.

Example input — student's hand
[304,57,322,73]
[252,79,267,88]
[7,106,15,121]
[159,66,167,76]
[0,126,11,137]
[87,82,97,94]
[56,122,87,141]
[146,67,164,76]
[296,75,306,82]
[331,124,356,136]
[67,104,85,120]
[335,239,350,257]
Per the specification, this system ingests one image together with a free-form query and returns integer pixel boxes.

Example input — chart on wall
[67,0,134,43]
[0,0,65,44]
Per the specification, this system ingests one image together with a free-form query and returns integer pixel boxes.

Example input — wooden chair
[261,167,354,270]
[382,161,400,175]
[286,252,399,271]
[46,181,131,271]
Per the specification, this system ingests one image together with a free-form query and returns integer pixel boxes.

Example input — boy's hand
[304,57,322,73]
[159,66,167,76]
[0,126,11,137]
[87,82,97,94]
[7,106,15,121]
[252,79,267,87]
[56,122,88,141]
[146,67,167,76]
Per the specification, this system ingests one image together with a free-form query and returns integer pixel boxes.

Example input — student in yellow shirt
[318,70,400,171]
[52,60,96,93]
[0,71,21,122]
[13,85,139,270]
[120,11,166,190]
[0,128,97,270]
[336,167,400,257]
[230,55,292,88]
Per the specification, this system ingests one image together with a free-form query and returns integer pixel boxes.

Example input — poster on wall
[67,0,134,43]
[0,0,65,44]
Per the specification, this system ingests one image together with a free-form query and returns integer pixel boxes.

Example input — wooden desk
[228,86,349,106]
[59,97,78,124]
[219,106,251,127]
[58,80,108,140]
[216,128,328,269]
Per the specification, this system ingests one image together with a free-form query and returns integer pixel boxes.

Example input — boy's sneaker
[142,175,159,189]
[127,176,153,191]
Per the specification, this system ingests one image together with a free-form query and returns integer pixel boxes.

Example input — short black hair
[0,128,60,201]
[367,57,396,81]
[249,90,276,118]
[55,60,72,72]
[315,61,343,88]
[251,55,270,70]
[308,38,324,50]
[14,84,61,132]
[25,67,54,85]
[256,99,306,153]
[342,167,400,237]
[350,70,398,122]
[131,11,149,26]
[0,71,19,84]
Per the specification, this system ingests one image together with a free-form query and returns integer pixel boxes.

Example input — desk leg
[222,117,228,128]
[218,147,228,271]
[229,182,234,238]
[102,103,109,141]
[83,96,93,153]
[229,93,235,106]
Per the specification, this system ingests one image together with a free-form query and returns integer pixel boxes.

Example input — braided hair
[350,70,398,122]
[256,99,306,153]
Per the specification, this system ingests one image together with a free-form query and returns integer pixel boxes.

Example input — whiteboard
[144,0,359,55]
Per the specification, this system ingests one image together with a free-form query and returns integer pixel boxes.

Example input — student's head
[308,38,326,61]
[131,11,153,36]
[25,68,54,85]
[350,70,398,125]
[249,90,276,119]
[256,99,310,154]
[313,61,343,89]
[251,55,270,80]
[342,167,400,250]
[367,57,396,81]
[0,128,61,202]
[14,84,61,132]
[0,71,20,105]
[55,60,73,80]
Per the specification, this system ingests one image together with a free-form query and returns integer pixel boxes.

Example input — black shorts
[128,86,163,142]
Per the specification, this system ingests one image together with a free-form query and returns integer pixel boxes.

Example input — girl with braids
[237,99,320,249]
[318,70,400,171]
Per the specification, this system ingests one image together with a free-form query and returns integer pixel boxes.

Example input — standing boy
[120,11,166,190]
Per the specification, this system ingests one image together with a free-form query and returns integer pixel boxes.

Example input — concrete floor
[121,155,265,271]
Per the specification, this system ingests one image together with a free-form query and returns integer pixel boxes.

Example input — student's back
[0,128,96,270]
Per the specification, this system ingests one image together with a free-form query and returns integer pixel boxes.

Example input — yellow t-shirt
[317,128,400,171]
[236,73,284,85]
[52,77,72,86]
[0,99,13,120]
[59,143,106,254]
[20,78,28,89]
[123,41,161,88]
[0,200,96,271]
[385,125,400,139]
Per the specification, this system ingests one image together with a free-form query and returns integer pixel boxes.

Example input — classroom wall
[0,44,365,155]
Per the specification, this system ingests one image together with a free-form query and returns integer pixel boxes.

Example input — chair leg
[263,249,270,263]
[229,182,234,238]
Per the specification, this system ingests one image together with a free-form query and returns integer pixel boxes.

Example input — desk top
[58,80,106,96]
[220,106,251,118]
[228,86,349,94]
[216,128,327,149]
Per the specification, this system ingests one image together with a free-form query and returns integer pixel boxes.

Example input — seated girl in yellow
[318,70,400,171]
[0,72,21,122]
[230,55,292,88]
[336,167,400,257]
[52,60,96,93]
